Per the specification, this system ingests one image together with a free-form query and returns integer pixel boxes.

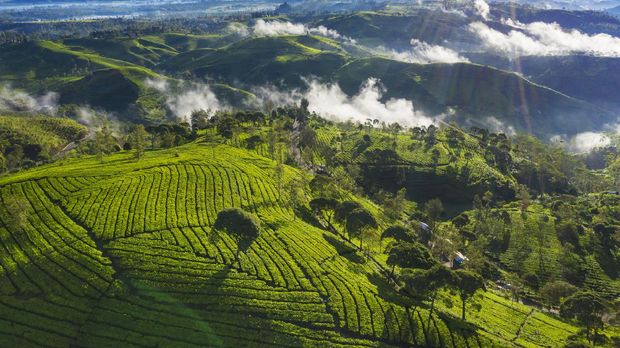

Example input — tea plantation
[0,141,582,347]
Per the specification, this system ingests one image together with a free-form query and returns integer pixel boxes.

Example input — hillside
[313,10,472,49]
[0,138,586,347]
[0,115,87,169]
[161,35,349,87]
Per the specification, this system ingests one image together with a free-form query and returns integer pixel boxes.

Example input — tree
[345,208,377,249]
[217,116,235,141]
[453,270,485,320]
[381,225,416,244]
[560,291,611,344]
[401,264,455,331]
[516,184,531,212]
[334,201,363,239]
[5,145,23,169]
[190,109,210,135]
[539,281,578,309]
[424,198,444,229]
[298,126,317,150]
[309,197,338,226]
[386,241,436,273]
[245,135,263,150]
[309,174,337,199]
[431,223,459,262]
[94,125,116,161]
[128,124,148,160]
[213,208,261,267]
[383,188,406,221]
[300,98,309,113]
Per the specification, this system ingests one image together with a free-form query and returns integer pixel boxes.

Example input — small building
[450,251,468,269]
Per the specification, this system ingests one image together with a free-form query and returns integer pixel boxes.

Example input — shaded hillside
[59,69,141,113]
[334,58,611,136]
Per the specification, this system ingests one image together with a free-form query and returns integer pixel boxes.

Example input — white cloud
[253,19,307,36]
[386,39,469,64]
[254,78,434,127]
[145,78,225,122]
[555,122,620,153]
[474,0,490,20]
[226,22,250,37]
[484,116,516,136]
[569,132,611,153]
[0,84,58,114]
[469,19,620,58]
[252,19,355,43]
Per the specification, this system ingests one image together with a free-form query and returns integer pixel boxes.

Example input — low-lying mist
[0,84,58,115]
[253,78,435,127]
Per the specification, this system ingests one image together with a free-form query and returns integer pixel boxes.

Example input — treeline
[0,10,276,45]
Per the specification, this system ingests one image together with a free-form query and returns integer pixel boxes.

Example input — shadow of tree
[322,233,366,264]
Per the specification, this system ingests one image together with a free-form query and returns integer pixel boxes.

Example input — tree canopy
[213,208,261,264]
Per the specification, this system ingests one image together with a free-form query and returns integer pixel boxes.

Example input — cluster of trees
[81,121,194,161]
[380,220,486,322]
[310,198,378,250]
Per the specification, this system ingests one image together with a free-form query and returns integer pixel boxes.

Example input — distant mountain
[0,32,611,137]
[608,5,620,17]
[496,0,620,11]
[492,3,620,36]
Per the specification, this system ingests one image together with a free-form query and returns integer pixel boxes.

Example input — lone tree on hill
[128,124,148,160]
[94,125,116,161]
[213,208,261,267]
[381,225,416,244]
[560,291,611,344]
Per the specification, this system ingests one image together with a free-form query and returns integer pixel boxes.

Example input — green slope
[161,35,349,87]
[0,142,580,347]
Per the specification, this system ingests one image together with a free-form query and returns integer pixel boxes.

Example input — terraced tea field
[0,142,579,347]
